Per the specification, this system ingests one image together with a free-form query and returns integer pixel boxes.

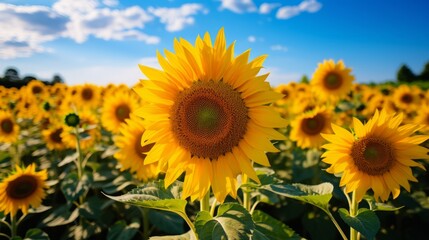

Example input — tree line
[397,62,429,83]
[0,67,64,88]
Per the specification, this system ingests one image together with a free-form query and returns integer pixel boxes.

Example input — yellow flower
[0,110,19,143]
[311,59,354,101]
[72,84,101,110]
[392,84,420,112]
[114,115,159,181]
[42,123,67,150]
[135,28,287,202]
[290,106,332,148]
[321,109,429,202]
[101,89,139,134]
[0,164,48,217]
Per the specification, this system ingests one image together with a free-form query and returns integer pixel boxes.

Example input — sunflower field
[1,29,429,240]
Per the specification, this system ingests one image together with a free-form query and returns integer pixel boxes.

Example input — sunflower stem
[141,208,150,240]
[11,142,21,169]
[210,198,217,216]
[11,214,18,238]
[242,173,251,211]
[200,190,210,212]
[350,190,359,240]
[326,211,348,240]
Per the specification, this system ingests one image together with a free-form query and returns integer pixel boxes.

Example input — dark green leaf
[107,220,140,240]
[149,231,193,240]
[251,210,302,240]
[149,210,185,234]
[338,208,380,240]
[24,228,50,240]
[195,203,253,240]
[58,152,78,167]
[40,205,79,227]
[363,196,404,211]
[262,183,333,212]
[61,172,92,204]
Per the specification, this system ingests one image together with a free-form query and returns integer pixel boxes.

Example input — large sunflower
[290,106,332,149]
[321,109,429,202]
[114,115,159,181]
[310,59,354,101]
[0,110,19,143]
[134,28,287,202]
[0,164,48,217]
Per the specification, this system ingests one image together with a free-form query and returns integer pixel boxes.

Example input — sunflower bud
[65,113,80,127]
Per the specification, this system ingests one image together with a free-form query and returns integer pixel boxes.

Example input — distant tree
[397,64,415,83]
[22,75,37,84]
[4,67,20,81]
[419,62,429,81]
[52,74,64,84]
[300,75,309,84]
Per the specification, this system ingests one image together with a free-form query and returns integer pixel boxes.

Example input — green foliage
[338,208,380,240]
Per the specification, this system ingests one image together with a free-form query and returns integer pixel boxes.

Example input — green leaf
[107,220,140,240]
[363,196,404,212]
[149,210,185,235]
[251,210,302,240]
[58,152,78,167]
[149,231,193,240]
[104,180,193,237]
[338,208,380,240]
[61,172,92,204]
[24,228,50,240]
[40,205,80,227]
[195,203,254,240]
[262,182,333,212]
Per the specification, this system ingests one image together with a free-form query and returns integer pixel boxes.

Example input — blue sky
[1,0,428,86]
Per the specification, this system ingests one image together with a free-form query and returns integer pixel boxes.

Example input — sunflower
[134,28,287,202]
[25,80,47,99]
[0,164,48,217]
[114,115,159,181]
[290,106,332,148]
[101,89,140,134]
[0,110,19,143]
[392,84,420,112]
[42,123,67,150]
[72,84,101,110]
[310,59,354,101]
[414,104,429,134]
[321,109,429,202]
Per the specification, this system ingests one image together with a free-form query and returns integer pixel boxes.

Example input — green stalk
[349,190,359,240]
[200,190,210,212]
[141,208,150,240]
[242,173,251,211]
[11,214,17,238]
[326,211,348,240]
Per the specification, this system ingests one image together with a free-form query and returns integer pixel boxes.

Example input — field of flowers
[1,29,429,240]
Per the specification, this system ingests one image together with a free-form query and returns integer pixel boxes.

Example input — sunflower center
[134,133,155,159]
[115,104,131,122]
[171,80,248,159]
[32,86,43,94]
[1,118,14,134]
[351,136,394,175]
[281,89,289,99]
[301,114,325,135]
[400,93,413,104]
[6,175,38,199]
[81,88,94,101]
[323,73,343,90]
[50,128,63,143]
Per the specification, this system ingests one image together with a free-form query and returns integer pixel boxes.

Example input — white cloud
[270,44,288,52]
[219,0,257,13]
[259,2,281,14]
[102,0,118,7]
[276,0,321,19]
[1,0,208,59]
[247,35,256,42]
[148,4,207,32]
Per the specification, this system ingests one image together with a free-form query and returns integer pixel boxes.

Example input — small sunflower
[135,28,287,202]
[290,106,332,148]
[114,115,159,181]
[0,110,19,143]
[101,90,139,134]
[42,123,67,150]
[72,84,101,110]
[392,84,420,112]
[311,59,354,101]
[25,80,47,99]
[0,164,48,217]
[321,109,429,202]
